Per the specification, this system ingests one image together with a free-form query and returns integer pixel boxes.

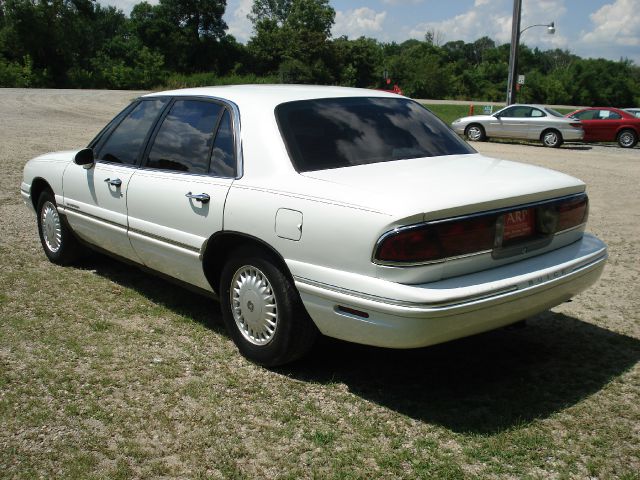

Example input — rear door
[594,109,623,141]
[62,98,168,261]
[126,99,238,291]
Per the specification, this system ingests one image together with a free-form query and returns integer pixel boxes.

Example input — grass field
[1,89,638,479]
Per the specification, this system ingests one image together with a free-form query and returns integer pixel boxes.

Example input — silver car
[451,104,584,148]
[624,108,640,118]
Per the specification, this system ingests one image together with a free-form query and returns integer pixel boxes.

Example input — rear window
[276,97,474,172]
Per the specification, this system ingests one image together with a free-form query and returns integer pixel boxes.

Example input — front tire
[465,124,486,142]
[542,129,563,148]
[219,246,317,366]
[36,191,82,265]
[617,129,638,148]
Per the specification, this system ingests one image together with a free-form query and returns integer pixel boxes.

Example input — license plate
[503,208,535,242]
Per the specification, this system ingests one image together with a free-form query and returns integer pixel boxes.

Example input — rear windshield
[276,97,474,172]
[544,107,564,117]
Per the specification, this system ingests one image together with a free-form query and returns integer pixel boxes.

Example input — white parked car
[451,104,584,147]
[21,86,607,366]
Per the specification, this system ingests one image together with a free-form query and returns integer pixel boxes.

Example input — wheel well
[617,127,637,136]
[29,178,53,210]
[540,128,561,140]
[202,232,293,295]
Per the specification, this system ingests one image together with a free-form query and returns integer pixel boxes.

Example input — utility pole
[506,0,522,105]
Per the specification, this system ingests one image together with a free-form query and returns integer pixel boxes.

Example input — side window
[512,106,532,117]
[146,100,222,174]
[599,110,621,120]
[210,110,236,177]
[501,106,530,118]
[499,107,516,117]
[531,108,544,117]
[96,99,167,165]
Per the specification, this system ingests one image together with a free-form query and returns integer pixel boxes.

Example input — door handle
[104,178,122,187]
[185,192,210,203]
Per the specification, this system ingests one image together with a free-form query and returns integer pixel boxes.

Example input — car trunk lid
[300,153,585,220]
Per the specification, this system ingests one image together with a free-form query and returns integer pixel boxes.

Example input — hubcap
[544,132,558,146]
[468,127,482,141]
[41,201,62,253]
[230,265,278,346]
[619,132,634,147]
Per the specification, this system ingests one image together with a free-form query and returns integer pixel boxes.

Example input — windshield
[276,97,474,172]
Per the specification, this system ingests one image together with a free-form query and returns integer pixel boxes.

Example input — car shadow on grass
[282,311,640,434]
[78,253,226,334]
[81,255,639,435]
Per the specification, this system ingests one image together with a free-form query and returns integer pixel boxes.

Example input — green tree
[130,0,228,73]
[247,0,334,83]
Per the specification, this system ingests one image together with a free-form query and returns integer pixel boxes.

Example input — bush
[163,72,279,89]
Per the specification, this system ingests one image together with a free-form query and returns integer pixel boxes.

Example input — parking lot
[1,89,638,478]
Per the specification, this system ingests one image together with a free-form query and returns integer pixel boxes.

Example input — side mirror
[74,148,95,167]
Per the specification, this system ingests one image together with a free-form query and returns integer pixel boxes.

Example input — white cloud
[226,0,254,42]
[406,0,568,49]
[333,7,387,39]
[381,0,423,4]
[407,8,512,44]
[97,0,158,15]
[582,0,640,47]
[581,0,640,57]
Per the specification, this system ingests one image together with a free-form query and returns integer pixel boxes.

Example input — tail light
[375,216,495,264]
[569,123,583,128]
[557,194,589,231]
[374,194,588,265]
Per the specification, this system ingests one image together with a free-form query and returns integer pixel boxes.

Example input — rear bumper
[560,129,584,141]
[295,234,607,348]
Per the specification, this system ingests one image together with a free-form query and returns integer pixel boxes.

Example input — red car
[566,107,639,148]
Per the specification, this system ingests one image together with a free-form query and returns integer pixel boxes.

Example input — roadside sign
[483,105,493,114]
[518,74,525,85]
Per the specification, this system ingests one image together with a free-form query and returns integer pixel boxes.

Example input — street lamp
[505,0,555,105]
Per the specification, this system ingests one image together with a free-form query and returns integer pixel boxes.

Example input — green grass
[2,253,638,478]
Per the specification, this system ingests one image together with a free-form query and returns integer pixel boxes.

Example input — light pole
[505,0,555,105]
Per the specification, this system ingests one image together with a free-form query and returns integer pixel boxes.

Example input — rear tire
[219,246,317,366]
[36,191,83,265]
[465,124,486,142]
[617,129,638,148]
[542,129,563,148]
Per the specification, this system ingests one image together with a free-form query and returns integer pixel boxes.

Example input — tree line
[1,0,638,106]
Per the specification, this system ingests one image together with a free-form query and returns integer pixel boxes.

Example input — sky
[98,0,640,63]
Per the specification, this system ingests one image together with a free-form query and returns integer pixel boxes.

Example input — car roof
[506,104,551,109]
[572,106,636,117]
[575,106,626,112]
[142,84,403,110]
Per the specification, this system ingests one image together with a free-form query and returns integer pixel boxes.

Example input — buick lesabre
[21,86,607,366]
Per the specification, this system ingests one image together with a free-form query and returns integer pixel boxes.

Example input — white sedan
[21,86,607,366]
[451,104,585,147]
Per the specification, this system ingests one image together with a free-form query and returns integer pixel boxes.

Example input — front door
[62,98,169,261]
[63,162,138,261]
[491,105,533,138]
